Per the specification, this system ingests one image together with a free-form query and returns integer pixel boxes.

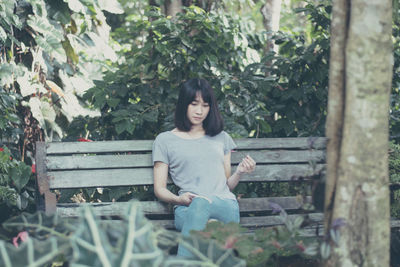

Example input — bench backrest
[35,137,326,230]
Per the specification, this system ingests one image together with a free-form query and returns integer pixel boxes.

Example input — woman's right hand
[177,192,198,206]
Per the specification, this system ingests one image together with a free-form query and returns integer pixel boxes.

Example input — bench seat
[35,137,328,231]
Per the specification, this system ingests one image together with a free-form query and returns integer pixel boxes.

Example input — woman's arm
[153,161,196,206]
[225,153,256,191]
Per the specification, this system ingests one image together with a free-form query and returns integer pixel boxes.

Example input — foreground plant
[192,202,320,266]
[1,201,245,267]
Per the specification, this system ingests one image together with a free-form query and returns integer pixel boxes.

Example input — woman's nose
[195,106,203,114]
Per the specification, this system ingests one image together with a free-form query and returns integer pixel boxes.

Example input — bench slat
[46,140,154,154]
[150,213,324,229]
[46,150,325,170]
[45,137,327,154]
[48,164,325,189]
[47,154,152,170]
[56,196,313,217]
[235,137,327,150]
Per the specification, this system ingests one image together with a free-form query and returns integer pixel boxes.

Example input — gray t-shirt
[152,131,237,200]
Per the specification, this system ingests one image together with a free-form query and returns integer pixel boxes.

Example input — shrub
[0,146,35,229]
[390,141,400,219]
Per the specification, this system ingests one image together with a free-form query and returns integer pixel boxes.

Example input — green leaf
[258,119,272,134]
[0,237,70,267]
[34,35,66,62]
[58,188,81,203]
[48,0,71,25]
[28,97,45,128]
[0,186,18,206]
[142,108,158,123]
[292,215,304,230]
[27,15,64,41]
[97,0,124,14]
[0,26,7,42]
[62,39,79,64]
[320,242,331,259]
[106,97,120,108]
[64,0,85,13]
[303,242,318,256]
[171,235,246,267]
[70,202,165,266]
[16,71,36,97]
[330,228,341,245]
[115,122,127,134]
[3,212,75,240]
[101,187,130,201]
[9,163,31,192]
[125,122,135,134]
[0,63,25,86]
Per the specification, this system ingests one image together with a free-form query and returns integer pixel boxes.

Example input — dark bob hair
[174,78,223,136]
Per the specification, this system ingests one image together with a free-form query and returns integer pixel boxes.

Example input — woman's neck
[189,124,205,134]
[172,125,206,139]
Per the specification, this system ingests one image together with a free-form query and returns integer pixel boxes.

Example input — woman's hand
[177,192,198,206]
[235,155,256,175]
[227,154,256,190]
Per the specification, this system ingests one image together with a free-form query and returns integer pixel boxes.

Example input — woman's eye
[203,104,209,107]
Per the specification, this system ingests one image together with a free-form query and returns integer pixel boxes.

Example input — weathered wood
[56,196,313,217]
[35,142,49,195]
[46,154,152,170]
[48,164,325,189]
[235,137,327,150]
[35,142,57,214]
[232,150,325,164]
[240,213,324,228]
[46,140,154,154]
[238,196,313,213]
[48,168,153,188]
[150,213,324,230]
[46,137,327,155]
[46,150,325,170]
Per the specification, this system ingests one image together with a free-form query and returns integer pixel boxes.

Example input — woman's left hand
[236,155,256,175]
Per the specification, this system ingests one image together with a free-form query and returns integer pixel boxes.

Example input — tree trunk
[324,0,393,266]
[324,0,348,233]
[165,0,183,17]
[260,0,282,54]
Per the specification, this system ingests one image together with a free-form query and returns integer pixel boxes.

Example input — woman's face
[186,92,210,127]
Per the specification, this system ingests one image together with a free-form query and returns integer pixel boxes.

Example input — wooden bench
[34,137,328,232]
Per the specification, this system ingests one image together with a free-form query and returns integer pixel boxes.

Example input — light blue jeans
[174,196,240,258]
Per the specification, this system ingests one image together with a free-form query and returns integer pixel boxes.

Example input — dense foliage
[0,147,34,231]
[267,2,330,137]
[0,0,122,144]
[65,1,332,140]
[392,0,400,142]
[390,141,400,219]
[0,0,123,228]
[69,5,272,140]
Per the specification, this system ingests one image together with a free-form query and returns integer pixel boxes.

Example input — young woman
[152,78,256,258]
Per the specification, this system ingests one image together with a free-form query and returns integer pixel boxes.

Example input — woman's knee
[187,197,211,217]
[227,202,240,223]
[211,198,240,223]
